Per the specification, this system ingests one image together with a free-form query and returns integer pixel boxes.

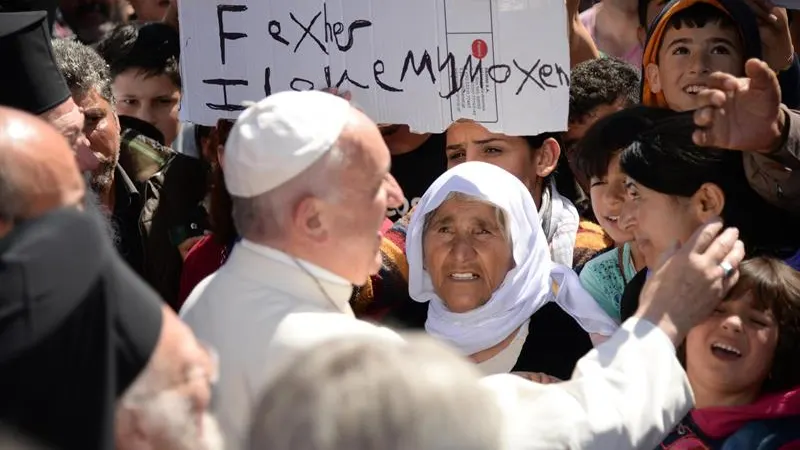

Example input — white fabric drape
[406,162,617,355]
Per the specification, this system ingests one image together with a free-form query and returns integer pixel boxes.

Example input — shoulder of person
[276,312,403,347]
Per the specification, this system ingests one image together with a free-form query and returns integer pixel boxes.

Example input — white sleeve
[480,318,693,450]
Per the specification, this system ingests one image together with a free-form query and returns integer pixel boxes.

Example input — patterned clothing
[579,242,637,322]
[573,219,614,270]
[542,180,581,267]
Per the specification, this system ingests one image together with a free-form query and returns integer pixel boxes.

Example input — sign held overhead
[179,0,570,136]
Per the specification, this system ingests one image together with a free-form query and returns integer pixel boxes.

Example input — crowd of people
[0,0,799,449]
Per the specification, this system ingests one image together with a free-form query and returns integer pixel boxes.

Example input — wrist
[778,51,795,73]
[634,311,686,348]
[764,108,788,155]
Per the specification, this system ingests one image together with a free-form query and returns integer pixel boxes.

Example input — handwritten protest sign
[179,0,570,135]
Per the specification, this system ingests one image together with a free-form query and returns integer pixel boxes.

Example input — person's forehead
[75,88,112,110]
[663,22,739,46]
[114,70,179,95]
[446,121,504,142]
[49,102,84,135]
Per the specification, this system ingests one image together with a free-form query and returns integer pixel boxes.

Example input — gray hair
[118,357,223,450]
[247,335,503,450]
[231,141,349,242]
[51,38,115,105]
[422,191,510,242]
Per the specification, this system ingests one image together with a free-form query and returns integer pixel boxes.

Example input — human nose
[137,104,157,125]
[188,342,218,413]
[721,313,744,333]
[450,234,477,261]
[690,51,712,75]
[384,173,404,209]
[73,132,100,172]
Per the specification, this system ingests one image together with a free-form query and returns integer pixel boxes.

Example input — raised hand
[693,59,785,154]
[634,219,746,346]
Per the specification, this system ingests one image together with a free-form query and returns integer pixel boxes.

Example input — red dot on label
[472,39,488,59]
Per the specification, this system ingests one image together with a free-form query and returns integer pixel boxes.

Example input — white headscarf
[407,162,617,355]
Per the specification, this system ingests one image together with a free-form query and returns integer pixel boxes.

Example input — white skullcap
[223,90,352,197]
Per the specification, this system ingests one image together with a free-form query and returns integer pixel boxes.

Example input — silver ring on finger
[719,260,734,279]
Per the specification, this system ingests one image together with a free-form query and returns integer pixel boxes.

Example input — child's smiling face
[646,21,744,112]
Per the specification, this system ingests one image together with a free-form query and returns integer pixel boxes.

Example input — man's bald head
[0,106,85,238]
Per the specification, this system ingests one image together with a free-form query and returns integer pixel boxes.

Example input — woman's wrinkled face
[685,293,779,398]
[423,197,514,313]
[619,177,702,268]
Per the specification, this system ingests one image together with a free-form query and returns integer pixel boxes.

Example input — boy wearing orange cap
[641,0,796,111]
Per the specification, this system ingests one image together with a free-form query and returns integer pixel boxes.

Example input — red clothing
[177,234,228,309]
[660,386,800,449]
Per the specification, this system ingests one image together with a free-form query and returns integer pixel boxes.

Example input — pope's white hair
[117,361,224,450]
[247,334,502,450]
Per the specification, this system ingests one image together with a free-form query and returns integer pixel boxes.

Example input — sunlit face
[619,177,703,268]
[589,154,632,244]
[646,22,743,111]
[685,293,779,401]
[423,198,514,313]
[446,121,537,192]
[73,89,121,192]
[41,97,98,172]
[113,69,181,145]
[326,120,403,285]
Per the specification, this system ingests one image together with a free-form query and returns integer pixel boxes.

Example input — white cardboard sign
[179,0,570,135]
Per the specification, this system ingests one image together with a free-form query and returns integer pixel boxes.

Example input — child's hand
[745,0,794,72]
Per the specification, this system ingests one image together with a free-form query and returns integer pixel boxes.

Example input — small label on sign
[472,39,488,59]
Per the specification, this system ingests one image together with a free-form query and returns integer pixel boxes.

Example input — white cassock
[181,239,692,450]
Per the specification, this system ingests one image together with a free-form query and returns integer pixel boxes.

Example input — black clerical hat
[0,11,71,115]
[0,0,59,31]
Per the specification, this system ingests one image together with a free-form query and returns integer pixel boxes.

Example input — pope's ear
[292,195,329,242]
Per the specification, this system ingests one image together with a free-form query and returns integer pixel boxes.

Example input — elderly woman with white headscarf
[406,162,618,379]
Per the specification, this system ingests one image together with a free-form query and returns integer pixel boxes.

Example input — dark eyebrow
[83,107,106,116]
[473,217,499,229]
[708,37,736,47]
[473,138,507,145]
[445,143,465,151]
[429,214,454,226]
[666,37,692,49]
[446,137,507,151]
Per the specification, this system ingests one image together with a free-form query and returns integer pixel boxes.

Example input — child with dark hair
[95,22,182,146]
[658,257,800,449]
[565,57,642,193]
[576,106,799,321]
[573,128,647,322]
[642,0,799,110]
